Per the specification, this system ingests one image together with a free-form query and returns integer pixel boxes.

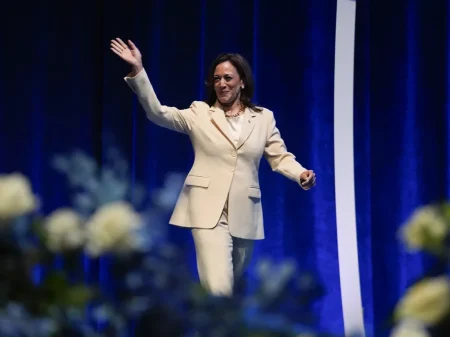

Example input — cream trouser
[191,201,254,296]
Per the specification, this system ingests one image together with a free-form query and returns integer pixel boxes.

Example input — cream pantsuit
[192,200,253,296]
[124,69,308,296]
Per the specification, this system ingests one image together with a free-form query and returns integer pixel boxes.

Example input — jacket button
[229,168,235,172]
[231,152,236,157]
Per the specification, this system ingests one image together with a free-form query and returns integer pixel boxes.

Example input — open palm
[110,38,142,68]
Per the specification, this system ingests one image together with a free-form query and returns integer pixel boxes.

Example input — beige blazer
[125,69,308,240]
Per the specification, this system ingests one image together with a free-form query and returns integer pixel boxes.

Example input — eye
[224,76,232,81]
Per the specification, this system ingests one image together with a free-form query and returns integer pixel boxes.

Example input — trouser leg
[192,213,233,296]
[231,236,254,293]
[191,205,254,296]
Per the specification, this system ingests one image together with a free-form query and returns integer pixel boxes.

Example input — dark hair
[204,53,262,112]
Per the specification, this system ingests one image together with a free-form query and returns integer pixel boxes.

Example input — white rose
[399,205,449,253]
[44,208,84,252]
[394,276,450,325]
[85,201,141,257]
[0,173,37,221]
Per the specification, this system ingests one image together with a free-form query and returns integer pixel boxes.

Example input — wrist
[131,64,144,76]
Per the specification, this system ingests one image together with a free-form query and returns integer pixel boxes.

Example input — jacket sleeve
[263,109,308,188]
[124,68,199,134]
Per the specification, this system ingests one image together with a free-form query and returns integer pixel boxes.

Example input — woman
[110,38,316,297]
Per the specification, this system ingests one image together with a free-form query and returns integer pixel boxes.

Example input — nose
[219,78,227,88]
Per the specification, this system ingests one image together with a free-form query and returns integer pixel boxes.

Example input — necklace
[225,106,244,118]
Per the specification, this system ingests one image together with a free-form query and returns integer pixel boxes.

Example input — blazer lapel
[236,108,256,149]
[210,107,236,148]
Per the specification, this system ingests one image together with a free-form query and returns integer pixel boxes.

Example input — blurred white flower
[152,172,185,210]
[0,173,37,221]
[390,319,430,337]
[44,208,84,252]
[0,302,58,337]
[399,205,449,253]
[256,259,296,297]
[85,201,142,257]
[394,275,450,325]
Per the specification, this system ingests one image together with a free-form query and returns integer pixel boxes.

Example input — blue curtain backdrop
[0,0,449,336]
[354,0,450,336]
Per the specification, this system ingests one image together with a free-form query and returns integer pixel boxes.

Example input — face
[213,61,244,106]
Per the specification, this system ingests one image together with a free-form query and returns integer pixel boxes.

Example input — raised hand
[110,38,143,73]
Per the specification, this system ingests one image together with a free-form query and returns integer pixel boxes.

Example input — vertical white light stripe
[334,1,365,336]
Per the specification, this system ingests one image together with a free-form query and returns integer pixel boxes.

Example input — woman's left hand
[300,170,316,190]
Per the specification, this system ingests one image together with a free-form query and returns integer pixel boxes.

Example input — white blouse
[226,115,244,145]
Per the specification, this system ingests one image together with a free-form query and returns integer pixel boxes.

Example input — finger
[128,39,137,49]
[303,177,316,187]
[111,45,123,54]
[111,39,121,46]
[110,47,123,57]
[116,38,128,49]
[111,40,123,50]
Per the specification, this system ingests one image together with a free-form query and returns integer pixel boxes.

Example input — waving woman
[110,38,316,297]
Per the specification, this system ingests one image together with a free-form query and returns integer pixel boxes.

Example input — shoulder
[252,106,275,121]
[188,101,211,114]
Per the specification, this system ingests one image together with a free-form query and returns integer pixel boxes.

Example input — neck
[215,99,242,113]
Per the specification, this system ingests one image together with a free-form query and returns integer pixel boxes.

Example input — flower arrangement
[391,204,450,337]
[0,147,339,337]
